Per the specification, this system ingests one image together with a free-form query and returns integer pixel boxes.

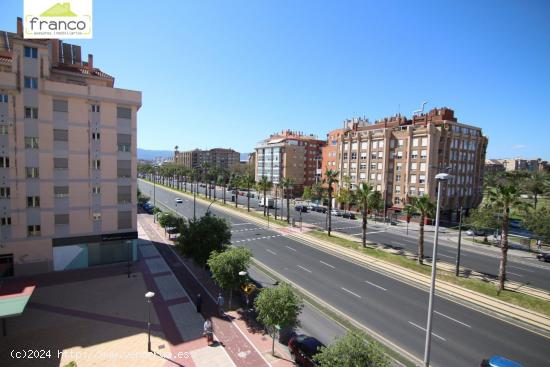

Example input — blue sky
[2,0,549,159]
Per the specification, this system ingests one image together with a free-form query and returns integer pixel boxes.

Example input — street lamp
[455,206,464,276]
[145,291,155,352]
[423,172,451,367]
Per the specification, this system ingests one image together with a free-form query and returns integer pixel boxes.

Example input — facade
[174,148,240,171]
[323,108,488,214]
[484,159,506,174]
[0,19,141,277]
[255,130,325,191]
[486,158,545,172]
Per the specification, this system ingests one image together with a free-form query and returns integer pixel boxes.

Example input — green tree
[314,330,390,367]
[207,247,252,309]
[137,189,150,206]
[355,183,374,248]
[176,213,231,267]
[403,203,415,235]
[324,169,339,236]
[487,184,531,291]
[302,186,313,202]
[408,195,436,264]
[281,177,293,223]
[254,282,303,356]
[257,176,273,216]
[241,173,255,212]
[229,173,241,208]
[158,212,180,238]
[368,190,383,219]
[524,207,550,244]
[465,206,501,243]
[522,172,548,210]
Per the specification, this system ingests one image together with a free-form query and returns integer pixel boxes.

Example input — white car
[175,198,183,204]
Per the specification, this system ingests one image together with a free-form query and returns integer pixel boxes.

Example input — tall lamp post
[423,172,451,367]
[145,291,155,352]
[455,206,463,276]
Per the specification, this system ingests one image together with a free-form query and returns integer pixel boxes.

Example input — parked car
[480,355,524,367]
[142,203,154,214]
[536,253,550,262]
[288,334,324,367]
[175,197,183,204]
[331,209,342,216]
[342,212,356,219]
[295,205,308,213]
[466,228,486,236]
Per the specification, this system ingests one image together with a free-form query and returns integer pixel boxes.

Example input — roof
[53,63,114,79]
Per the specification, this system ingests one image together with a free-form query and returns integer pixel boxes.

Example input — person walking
[203,318,213,345]
[537,239,543,251]
[196,293,202,313]
[217,292,225,316]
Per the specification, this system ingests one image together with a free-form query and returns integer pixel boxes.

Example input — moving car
[342,212,356,219]
[536,253,550,262]
[312,206,327,213]
[466,228,486,236]
[175,198,183,204]
[295,205,308,213]
[480,355,524,367]
[288,334,324,367]
[330,209,342,216]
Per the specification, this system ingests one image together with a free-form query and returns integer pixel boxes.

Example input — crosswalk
[232,234,283,244]
[231,227,261,233]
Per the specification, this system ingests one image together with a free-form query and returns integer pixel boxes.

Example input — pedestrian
[196,293,202,313]
[203,318,213,345]
[537,239,543,251]
[217,292,225,316]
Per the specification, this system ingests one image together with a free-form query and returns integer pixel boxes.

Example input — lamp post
[239,270,249,313]
[455,206,463,276]
[145,291,155,352]
[423,173,451,367]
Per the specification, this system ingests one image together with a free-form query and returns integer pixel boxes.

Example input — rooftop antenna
[413,101,428,116]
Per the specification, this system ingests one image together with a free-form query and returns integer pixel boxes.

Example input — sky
[1,0,549,159]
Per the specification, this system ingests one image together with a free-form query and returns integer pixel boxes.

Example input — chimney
[87,53,93,69]
[17,17,23,36]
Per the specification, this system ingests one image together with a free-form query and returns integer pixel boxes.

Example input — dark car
[313,206,327,213]
[288,334,324,367]
[480,355,524,367]
[342,212,356,219]
[536,253,550,262]
[295,205,308,213]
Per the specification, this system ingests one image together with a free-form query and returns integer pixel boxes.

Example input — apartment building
[486,158,546,172]
[0,18,141,277]
[174,148,240,171]
[255,130,325,192]
[324,108,488,215]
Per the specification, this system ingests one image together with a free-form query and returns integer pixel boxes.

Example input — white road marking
[297,265,312,273]
[320,260,335,269]
[231,222,253,226]
[507,271,523,277]
[439,254,454,259]
[341,287,362,298]
[508,265,534,273]
[266,249,277,255]
[286,246,297,252]
[408,321,446,341]
[434,311,471,328]
[365,281,387,291]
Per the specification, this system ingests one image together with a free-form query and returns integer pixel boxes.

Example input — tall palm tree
[241,173,255,212]
[201,162,209,198]
[324,169,339,236]
[281,177,293,223]
[408,195,436,264]
[229,173,241,208]
[355,182,374,247]
[487,184,530,291]
[403,203,416,236]
[523,172,548,210]
[257,176,273,216]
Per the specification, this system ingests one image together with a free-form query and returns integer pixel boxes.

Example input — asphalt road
[159,179,550,292]
[140,179,550,367]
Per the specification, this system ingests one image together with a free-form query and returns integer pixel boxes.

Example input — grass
[308,230,550,316]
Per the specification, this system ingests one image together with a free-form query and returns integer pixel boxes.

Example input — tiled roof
[0,55,11,65]
[53,64,114,79]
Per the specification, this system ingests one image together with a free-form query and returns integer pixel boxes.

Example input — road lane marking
[286,246,297,252]
[365,281,387,291]
[341,287,362,298]
[297,265,312,273]
[320,260,335,269]
[230,222,253,226]
[434,311,471,328]
[508,265,534,273]
[408,321,446,341]
[507,271,523,277]
[266,249,277,255]
[439,254,454,259]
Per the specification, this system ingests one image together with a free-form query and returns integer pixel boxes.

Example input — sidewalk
[138,213,295,367]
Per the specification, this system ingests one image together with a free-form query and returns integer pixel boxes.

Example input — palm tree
[257,176,273,216]
[408,195,436,264]
[523,172,548,210]
[241,173,255,212]
[201,162,209,198]
[487,184,530,291]
[280,177,293,223]
[355,182,374,247]
[229,173,241,208]
[403,203,416,236]
[324,169,339,236]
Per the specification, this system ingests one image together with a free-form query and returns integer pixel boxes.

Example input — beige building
[174,148,240,171]
[327,108,488,215]
[486,158,544,172]
[0,18,141,277]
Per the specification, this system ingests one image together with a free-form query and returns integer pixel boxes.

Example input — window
[54,186,69,198]
[376,184,381,191]
[398,139,404,147]
[379,141,384,148]
[421,137,428,146]
[370,173,376,180]
[55,214,70,225]
[396,162,402,171]
[24,137,39,149]
[24,107,38,119]
[117,160,131,177]
[53,100,68,112]
[370,163,376,169]
[351,152,357,160]
[395,174,401,182]
[0,187,10,198]
[351,162,357,169]
[118,211,132,229]
[360,163,367,169]
[26,167,39,178]
[54,158,68,169]
[371,153,377,160]
[395,186,401,193]
[92,185,101,194]
[24,76,38,89]
[93,213,101,220]
[412,138,419,147]
[372,141,378,149]
[420,163,426,171]
[0,94,8,103]
[343,153,348,160]
[360,152,367,160]
[53,129,68,141]
[92,159,101,170]
[377,173,382,181]
[91,104,100,112]
[411,162,417,170]
[396,151,403,159]
[360,172,366,179]
[409,187,416,196]
[117,107,132,119]
[27,225,41,237]
[377,151,383,158]
[27,196,40,208]
[343,143,349,151]
[92,132,100,140]
[1,217,11,225]
[24,46,38,58]
[377,162,382,170]
[419,187,425,195]
[419,175,426,184]
[361,142,368,150]
[411,150,418,159]
[351,142,357,150]
[394,197,402,205]
[421,150,427,158]
[0,157,9,168]
[410,175,417,184]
